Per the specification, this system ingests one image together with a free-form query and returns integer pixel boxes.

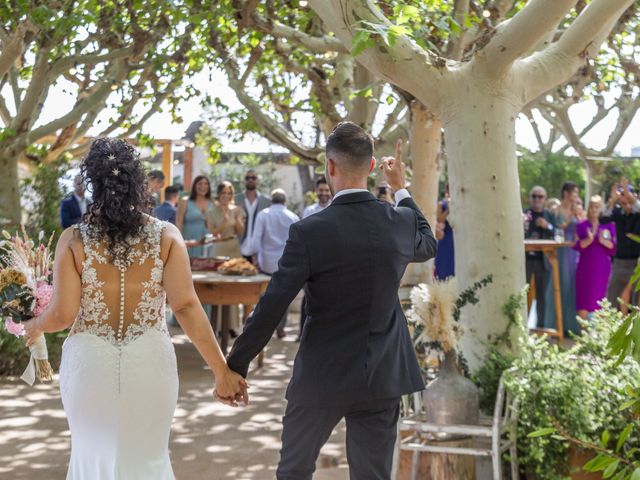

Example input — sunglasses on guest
[245,175,258,180]
[531,194,545,199]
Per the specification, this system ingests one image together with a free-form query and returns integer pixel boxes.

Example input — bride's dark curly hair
[80,138,152,262]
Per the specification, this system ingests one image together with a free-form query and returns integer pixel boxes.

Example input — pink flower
[32,284,53,316]
[4,317,25,336]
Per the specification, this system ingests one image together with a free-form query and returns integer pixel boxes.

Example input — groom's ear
[368,157,376,174]
[327,158,336,176]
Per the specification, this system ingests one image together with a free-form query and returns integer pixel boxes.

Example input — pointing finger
[395,139,403,164]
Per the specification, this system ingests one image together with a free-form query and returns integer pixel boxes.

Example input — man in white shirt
[302,177,332,219]
[251,188,300,337]
[235,169,271,263]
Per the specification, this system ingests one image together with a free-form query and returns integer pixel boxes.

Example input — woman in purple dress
[573,195,616,319]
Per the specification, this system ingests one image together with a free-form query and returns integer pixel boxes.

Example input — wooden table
[525,240,573,342]
[192,271,271,364]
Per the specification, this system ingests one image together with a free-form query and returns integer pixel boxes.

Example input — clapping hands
[214,368,249,407]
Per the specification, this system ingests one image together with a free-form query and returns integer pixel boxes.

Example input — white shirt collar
[332,188,369,200]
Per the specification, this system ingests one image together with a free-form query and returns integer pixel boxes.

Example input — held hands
[379,139,406,192]
[214,367,249,407]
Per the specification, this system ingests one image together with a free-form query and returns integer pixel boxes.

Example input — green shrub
[503,306,639,479]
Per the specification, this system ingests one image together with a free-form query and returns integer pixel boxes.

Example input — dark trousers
[526,255,549,328]
[277,397,400,480]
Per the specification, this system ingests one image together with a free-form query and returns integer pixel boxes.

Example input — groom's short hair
[326,122,374,172]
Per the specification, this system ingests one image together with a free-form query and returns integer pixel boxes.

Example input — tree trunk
[584,158,604,201]
[402,101,441,286]
[0,151,22,227]
[443,82,524,366]
[297,164,315,194]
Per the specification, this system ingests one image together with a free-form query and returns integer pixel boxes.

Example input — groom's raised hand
[379,138,406,192]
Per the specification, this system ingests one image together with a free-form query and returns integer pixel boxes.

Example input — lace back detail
[70,218,169,346]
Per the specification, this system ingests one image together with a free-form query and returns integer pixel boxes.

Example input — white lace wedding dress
[60,218,178,479]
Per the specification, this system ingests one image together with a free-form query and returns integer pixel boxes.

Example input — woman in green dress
[176,175,213,258]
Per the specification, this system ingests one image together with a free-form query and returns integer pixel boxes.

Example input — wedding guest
[299,177,332,341]
[207,181,245,258]
[176,175,213,258]
[147,170,166,208]
[302,177,332,218]
[573,196,616,319]
[524,186,555,328]
[601,178,640,313]
[376,182,394,204]
[250,188,300,338]
[207,181,246,337]
[546,197,561,216]
[434,194,454,280]
[154,185,179,224]
[60,175,89,228]
[235,169,271,263]
[554,182,581,334]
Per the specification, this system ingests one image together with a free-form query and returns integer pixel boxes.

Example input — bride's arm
[25,228,82,337]
[161,224,248,405]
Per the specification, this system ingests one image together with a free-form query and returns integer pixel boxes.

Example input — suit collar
[330,191,376,205]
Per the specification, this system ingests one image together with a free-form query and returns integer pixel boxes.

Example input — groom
[225,122,437,479]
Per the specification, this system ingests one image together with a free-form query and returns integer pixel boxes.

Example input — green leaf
[602,430,610,447]
[351,30,374,56]
[616,424,633,452]
[527,427,556,438]
[631,468,640,480]
[603,460,620,478]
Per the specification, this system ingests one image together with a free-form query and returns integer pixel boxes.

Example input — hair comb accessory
[112,168,120,176]
[107,154,116,161]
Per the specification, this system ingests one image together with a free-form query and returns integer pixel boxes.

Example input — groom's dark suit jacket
[227,191,437,406]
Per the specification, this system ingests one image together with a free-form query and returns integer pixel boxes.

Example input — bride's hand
[23,318,43,347]
[214,368,249,407]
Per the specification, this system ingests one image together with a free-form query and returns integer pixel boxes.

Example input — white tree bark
[402,101,441,286]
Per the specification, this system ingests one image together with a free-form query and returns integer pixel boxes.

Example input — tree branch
[308,0,449,114]
[49,46,135,78]
[0,21,33,79]
[209,29,322,161]
[603,95,640,156]
[250,8,348,53]
[445,0,470,61]
[28,60,128,143]
[517,0,634,105]
[477,0,575,78]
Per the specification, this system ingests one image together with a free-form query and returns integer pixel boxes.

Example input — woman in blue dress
[176,175,213,258]
[553,182,583,335]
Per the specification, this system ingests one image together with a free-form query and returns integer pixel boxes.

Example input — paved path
[0,322,349,479]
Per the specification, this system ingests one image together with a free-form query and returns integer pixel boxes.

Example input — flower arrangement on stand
[0,227,54,384]
[406,275,493,427]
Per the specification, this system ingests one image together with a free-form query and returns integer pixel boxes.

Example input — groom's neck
[332,177,368,193]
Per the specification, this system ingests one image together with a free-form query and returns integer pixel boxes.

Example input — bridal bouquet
[0,228,54,385]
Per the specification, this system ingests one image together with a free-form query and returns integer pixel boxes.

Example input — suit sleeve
[397,196,438,263]
[60,201,73,229]
[227,223,310,377]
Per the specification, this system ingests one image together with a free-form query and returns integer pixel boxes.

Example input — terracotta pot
[568,446,602,480]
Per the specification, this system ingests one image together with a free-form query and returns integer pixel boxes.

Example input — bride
[24,138,248,479]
